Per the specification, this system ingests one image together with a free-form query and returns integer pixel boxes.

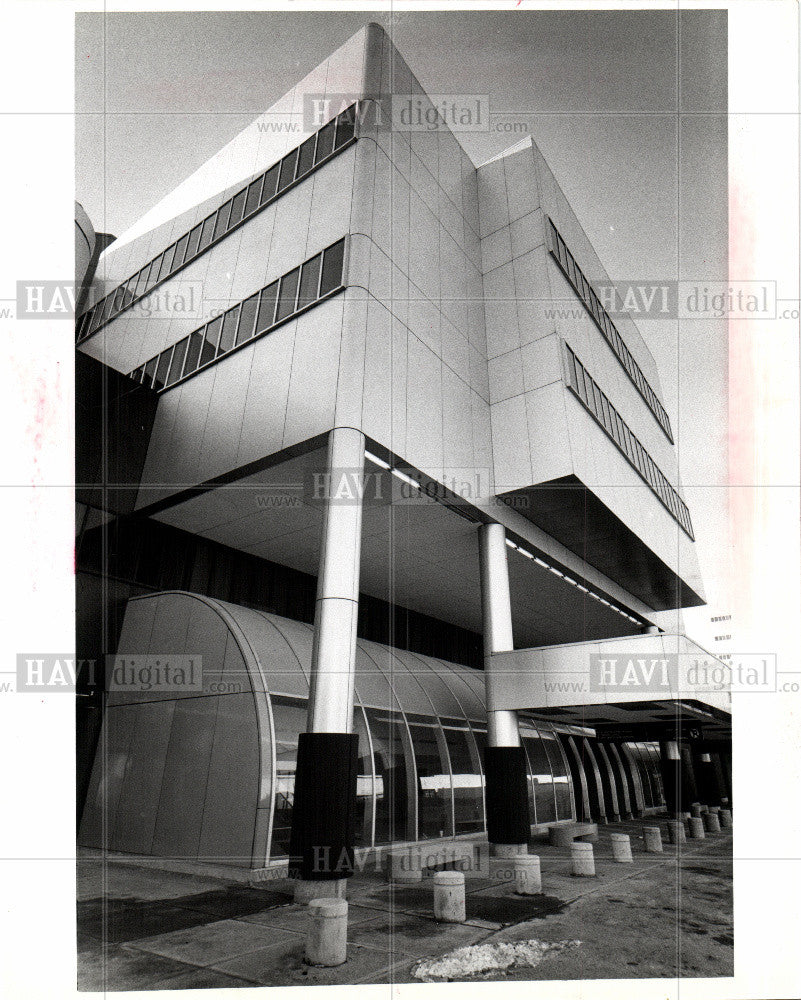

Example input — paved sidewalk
[78,818,733,990]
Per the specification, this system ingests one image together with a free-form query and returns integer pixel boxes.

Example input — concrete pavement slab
[131,917,301,966]
[77,943,216,992]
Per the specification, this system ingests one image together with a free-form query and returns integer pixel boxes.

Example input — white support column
[307,426,366,734]
[290,427,365,895]
[478,522,521,748]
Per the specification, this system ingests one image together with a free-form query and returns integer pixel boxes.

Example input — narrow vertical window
[198,213,217,253]
[166,338,189,386]
[575,362,589,405]
[319,238,346,296]
[296,134,317,178]
[334,105,356,148]
[235,292,259,345]
[111,284,127,315]
[212,201,233,242]
[142,356,158,388]
[228,189,247,229]
[85,303,101,335]
[185,223,202,261]
[600,394,613,434]
[278,148,298,191]
[99,295,116,326]
[275,268,300,322]
[612,411,626,451]
[565,349,580,392]
[153,349,172,391]
[253,282,277,334]
[132,266,150,300]
[244,175,264,217]
[146,254,164,291]
[622,425,636,465]
[200,317,221,365]
[158,244,177,281]
[297,254,322,309]
[260,164,280,205]
[217,305,240,355]
[591,382,604,422]
[314,118,336,163]
[173,233,190,270]
[183,329,203,376]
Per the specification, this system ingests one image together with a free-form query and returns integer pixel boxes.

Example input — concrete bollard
[720,808,733,829]
[699,804,709,815]
[666,819,686,845]
[643,826,663,853]
[571,842,595,877]
[514,855,542,895]
[388,848,422,883]
[703,810,721,833]
[610,833,633,862]
[709,806,721,815]
[688,817,706,839]
[690,803,703,818]
[433,871,466,923]
[305,898,348,967]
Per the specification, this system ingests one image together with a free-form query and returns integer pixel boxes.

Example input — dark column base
[679,747,700,811]
[659,748,682,815]
[694,755,722,807]
[710,754,727,805]
[288,732,358,881]
[721,750,733,807]
[484,746,531,845]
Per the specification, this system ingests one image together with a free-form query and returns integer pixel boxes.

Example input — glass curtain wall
[623,741,666,809]
[540,726,575,819]
[365,707,415,845]
[441,721,484,835]
[266,648,577,859]
[520,726,557,825]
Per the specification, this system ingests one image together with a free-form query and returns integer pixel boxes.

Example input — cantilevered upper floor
[75,22,704,620]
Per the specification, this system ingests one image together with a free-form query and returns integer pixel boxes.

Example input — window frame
[278,148,298,191]
[212,200,233,243]
[166,337,189,387]
[216,304,241,357]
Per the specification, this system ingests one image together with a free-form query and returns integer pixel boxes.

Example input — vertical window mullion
[293,270,302,313]
[316,251,325,298]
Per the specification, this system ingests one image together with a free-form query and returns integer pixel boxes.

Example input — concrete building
[76,24,731,888]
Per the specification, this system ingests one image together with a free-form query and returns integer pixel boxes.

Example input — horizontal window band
[546,217,674,445]
[562,341,694,540]
[128,237,347,394]
[145,285,345,395]
[77,105,359,342]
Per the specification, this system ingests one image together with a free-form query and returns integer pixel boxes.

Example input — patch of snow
[412,938,581,982]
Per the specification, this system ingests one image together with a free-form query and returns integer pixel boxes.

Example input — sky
[75,9,729,646]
